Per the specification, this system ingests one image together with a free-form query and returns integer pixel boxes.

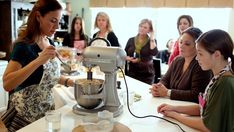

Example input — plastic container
[81,110,114,132]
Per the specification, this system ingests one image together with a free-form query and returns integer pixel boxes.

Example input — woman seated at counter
[150,27,212,103]
[157,29,234,132]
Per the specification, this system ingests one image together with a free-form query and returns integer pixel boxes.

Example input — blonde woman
[91,12,120,47]
[125,19,158,84]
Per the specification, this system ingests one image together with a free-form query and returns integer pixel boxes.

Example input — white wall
[91,8,156,47]
[70,0,92,35]
[68,1,233,50]
[228,9,234,40]
[156,8,230,50]
[90,8,231,50]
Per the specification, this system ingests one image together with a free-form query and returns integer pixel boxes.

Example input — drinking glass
[45,111,61,132]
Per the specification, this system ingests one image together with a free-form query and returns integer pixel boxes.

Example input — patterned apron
[9,58,60,122]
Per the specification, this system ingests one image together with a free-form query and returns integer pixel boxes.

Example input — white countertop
[0,60,8,66]
[17,75,199,132]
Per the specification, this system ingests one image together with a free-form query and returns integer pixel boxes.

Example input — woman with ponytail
[157,29,234,132]
[1,0,74,131]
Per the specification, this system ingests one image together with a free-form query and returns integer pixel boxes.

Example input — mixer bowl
[74,78,104,109]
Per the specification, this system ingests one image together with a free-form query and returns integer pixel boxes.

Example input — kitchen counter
[0,60,8,114]
[0,60,7,66]
[17,75,199,132]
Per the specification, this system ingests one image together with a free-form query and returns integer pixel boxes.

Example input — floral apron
[9,58,60,122]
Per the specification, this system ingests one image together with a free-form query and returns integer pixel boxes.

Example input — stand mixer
[73,39,126,117]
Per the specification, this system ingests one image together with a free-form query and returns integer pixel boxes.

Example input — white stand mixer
[73,44,126,117]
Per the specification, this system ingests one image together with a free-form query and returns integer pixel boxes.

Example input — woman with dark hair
[62,16,90,54]
[1,0,74,131]
[157,29,234,132]
[156,38,174,64]
[168,15,194,65]
[150,27,212,103]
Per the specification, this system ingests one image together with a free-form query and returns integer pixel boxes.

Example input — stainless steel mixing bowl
[74,78,104,109]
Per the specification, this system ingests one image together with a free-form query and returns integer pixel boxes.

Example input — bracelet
[150,39,155,42]
[64,78,70,87]
[167,89,171,97]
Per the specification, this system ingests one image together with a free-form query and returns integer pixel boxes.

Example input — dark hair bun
[182,27,202,40]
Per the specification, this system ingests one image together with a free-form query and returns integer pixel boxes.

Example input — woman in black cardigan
[91,12,120,47]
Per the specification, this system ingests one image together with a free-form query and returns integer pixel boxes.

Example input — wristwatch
[167,89,171,97]
[64,78,70,87]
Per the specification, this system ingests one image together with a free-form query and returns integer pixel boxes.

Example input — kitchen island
[17,75,199,132]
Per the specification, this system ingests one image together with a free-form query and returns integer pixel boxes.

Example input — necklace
[199,64,230,116]
[203,64,232,101]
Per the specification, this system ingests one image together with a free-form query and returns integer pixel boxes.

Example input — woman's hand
[36,45,56,65]
[131,58,139,63]
[157,103,175,113]
[149,31,155,40]
[149,31,157,49]
[126,56,133,61]
[150,84,158,97]
[150,83,168,97]
[126,56,139,63]
[157,103,179,119]
[161,109,180,119]
[158,104,209,132]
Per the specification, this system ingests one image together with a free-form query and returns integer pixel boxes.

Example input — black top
[92,31,120,47]
[156,49,170,64]
[10,39,54,93]
[62,33,90,47]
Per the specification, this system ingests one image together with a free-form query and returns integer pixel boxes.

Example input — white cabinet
[0,60,8,113]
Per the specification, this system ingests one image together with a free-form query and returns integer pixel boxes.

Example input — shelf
[56,29,68,32]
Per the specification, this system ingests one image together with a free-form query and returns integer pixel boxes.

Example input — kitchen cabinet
[0,60,8,113]
[0,1,33,60]
[53,13,70,45]
[89,0,233,7]
[90,0,107,7]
